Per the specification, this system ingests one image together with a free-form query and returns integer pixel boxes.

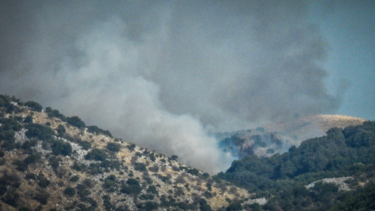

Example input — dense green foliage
[218,121,375,211]
[329,182,375,211]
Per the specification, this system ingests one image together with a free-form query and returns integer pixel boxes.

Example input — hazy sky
[313,1,375,120]
[0,0,374,173]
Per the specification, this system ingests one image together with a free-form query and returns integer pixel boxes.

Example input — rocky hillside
[0,95,250,211]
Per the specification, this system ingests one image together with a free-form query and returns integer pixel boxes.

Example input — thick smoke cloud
[0,1,341,173]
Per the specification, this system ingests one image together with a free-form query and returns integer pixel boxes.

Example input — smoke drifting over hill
[0,1,342,173]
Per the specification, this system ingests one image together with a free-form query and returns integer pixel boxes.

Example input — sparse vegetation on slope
[0,94,250,211]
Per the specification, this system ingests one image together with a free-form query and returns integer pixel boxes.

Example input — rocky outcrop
[305,177,353,191]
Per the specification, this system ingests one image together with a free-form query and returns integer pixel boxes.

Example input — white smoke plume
[0,1,343,173]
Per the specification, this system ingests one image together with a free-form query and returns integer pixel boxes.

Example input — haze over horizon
[0,1,374,173]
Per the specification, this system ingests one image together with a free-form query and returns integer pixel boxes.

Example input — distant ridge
[217,115,367,159]
[263,114,366,141]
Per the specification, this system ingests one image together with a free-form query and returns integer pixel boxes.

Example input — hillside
[217,114,366,158]
[218,121,375,210]
[0,95,250,211]
[263,114,366,139]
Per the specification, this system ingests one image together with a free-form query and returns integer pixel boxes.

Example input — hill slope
[0,95,250,211]
[218,121,375,210]
[217,114,366,158]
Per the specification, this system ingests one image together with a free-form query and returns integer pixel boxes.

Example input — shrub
[51,140,72,156]
[21,139,38,151]
[106,142,120,153]
[70,175,80,182]
[121,179,142,195]
[199,199,212,211]
[149,153,156,162]
[3,189,19,207]
[64,187,76,197]
[25,123,55,141]
[67,116,85,128]
[78,141,91,150]
[48,156,60,170]
[147,186,158,195]
[37,173,50,188]
[127,144,136,152]
[87,125,113,137]
[33,189,49,205]
[103,175,117,191]
[134,163,147,172]
[72,161,86,171]
[24,101,42,112]
[46,108,66,121]
[85,149,107,161]
[57,125,66,136]
[23,153,41,165]
[13,160,28,172]
[144,201,159,210]
[148,164,159,172]
[226,202,242,211]
[170,155,178,161]
[25,173,36,180]
[23,115,33,123]
[188,168,199,176]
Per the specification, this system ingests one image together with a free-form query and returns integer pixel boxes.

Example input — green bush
[170,155,178,161]
[121,179,142,195]
[144,201,159,210]
[199,199,212,211]
[103,175,117,191]
[21,139,38,151]
[37,173,50,188]
[45,108,66,121]
[106,142,120,153]
[13,160,28,172]
[85,148,107,161]
[78,141,91,150]
[48,156,61,170]
[134,163,147,172]
[64,187,76,197]
[70,175,80,182]
[25,173,36,180]
[57,125,66,136]
[87,125,113,137]
[25,123,55,141]
[72,161,86,171]
[23,115,33,124]
[187,168,199,176]
[51,140,72,156]
[139,194,154,200]
[67,116,85,129]
[23,153,41,165]
[127,144,136,152]
[24,101,43,112]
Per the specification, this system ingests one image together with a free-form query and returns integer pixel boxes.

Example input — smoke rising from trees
[0,1,343,173]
